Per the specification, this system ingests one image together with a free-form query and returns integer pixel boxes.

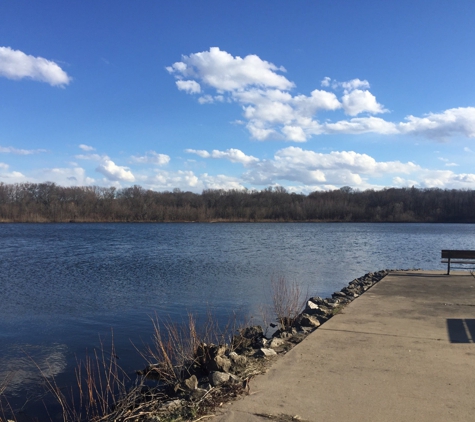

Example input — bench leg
[447,258,451,275]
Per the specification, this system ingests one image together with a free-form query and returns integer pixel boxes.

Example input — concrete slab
[212,271,475,422]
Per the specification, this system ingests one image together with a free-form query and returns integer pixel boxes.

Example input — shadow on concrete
[446,319,475,343]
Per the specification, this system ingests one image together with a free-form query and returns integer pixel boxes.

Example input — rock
[273,329,294,339]
[232,325,264,351]
[305,300,320,311]
[210,371,230,386]
[196,343,231,373]
[229,373,242,384]
[190,388,208,400]
[215,355,231,373]
[229,351,247,366]
[183,375,198,390]
[309,296,325,305]
[269,337,286,349]
[298,313,321,328]
[196,343,223,364]
[256,348,277,357]
[287,332,307,344]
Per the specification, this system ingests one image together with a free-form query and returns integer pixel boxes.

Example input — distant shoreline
[1,184,474,223]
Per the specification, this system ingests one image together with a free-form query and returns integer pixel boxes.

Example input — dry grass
[0,372,16,422]
[140,310,247,386]
[271,275,307,330]
[140,313,202,386]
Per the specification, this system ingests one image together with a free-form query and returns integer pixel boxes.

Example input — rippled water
[1,223,474,418]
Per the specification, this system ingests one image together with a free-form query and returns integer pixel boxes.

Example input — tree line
[0,182,474,223]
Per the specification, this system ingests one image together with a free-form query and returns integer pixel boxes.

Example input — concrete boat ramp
[213,271,475,422]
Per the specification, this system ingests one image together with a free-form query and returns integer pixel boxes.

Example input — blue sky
[1,0,474,193]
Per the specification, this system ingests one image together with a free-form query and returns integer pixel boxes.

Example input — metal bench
[441,250,475,275]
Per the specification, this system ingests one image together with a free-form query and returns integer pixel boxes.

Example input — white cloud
[0,46,71,86]
[140,169,245,192]
[131,151,170,165]
[321,76,331,87]
[96,158,135,182]
[0,162,25,181]
[79,144,95,151]
[340,78,371,91]
[0,164,95,186]
[176,80,201,94]
[341,89,387,116]
[323,117,398,135]
[282,125,307,142]
[186,148,259,166]
[167,47,294,92]
[169,48,475,143]
[185,149,211,158]
[166,49,392,141]
[218,147,421,189]
[198,95,214,104]
[398,107,475,140]
[144,170,199,190]
[210,149,259,165]
[75,153,102,161]
[41,167,95,186]
[464,147,473,153]
[415,169,475,189]
[199,174,245,191]
[0,145,46,154]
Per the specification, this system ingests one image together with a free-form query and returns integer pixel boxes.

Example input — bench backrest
[441,250,475,259]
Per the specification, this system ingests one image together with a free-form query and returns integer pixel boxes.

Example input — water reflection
[0,343,67,396]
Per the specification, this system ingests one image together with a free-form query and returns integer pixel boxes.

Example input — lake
[1,222,474,419]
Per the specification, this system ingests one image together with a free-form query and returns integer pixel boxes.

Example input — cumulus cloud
[341,89,387,116]
[96,158,135,182]
[0,46,71,86]
[185,145,429,189]
[169,48,475,143]
[142,170,199,190]
[40,167,95,186]
[0,145,46,154]
[239,147,420,187]
[323,117,398,135]
[139,169,245,192]
[0,162,26,181]
[131,151,170,165]
[185,149,211,158]
[79,144,95,151]
[398,107,475,140]
[0,164,96,186]
[339,78,371,91]
[167,47,294,92]
[176,80,201,94]
[186,148,259,166]
[321,76,331,87]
